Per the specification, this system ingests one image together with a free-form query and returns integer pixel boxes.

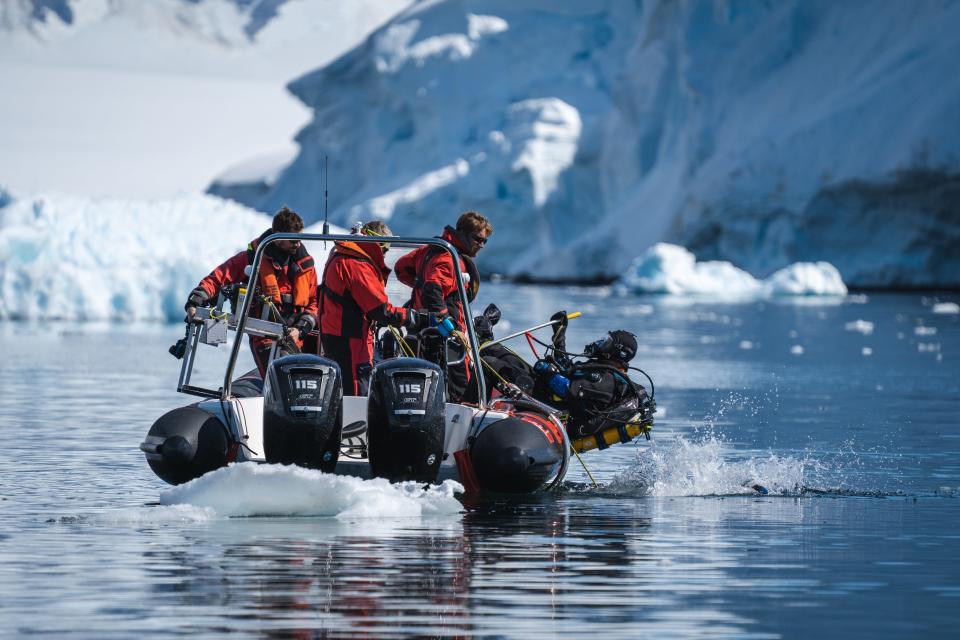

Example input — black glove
[184,288,208,313]
[473,315,494,342]
[294,314,316,334]
[404,308,431,331]
[550,310,568,351]
[482,303,501,326]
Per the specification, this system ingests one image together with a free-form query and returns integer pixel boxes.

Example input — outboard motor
[141,406,230,485]
[471,411,565,493]
[367,357,446,482]
[263,354,343,472]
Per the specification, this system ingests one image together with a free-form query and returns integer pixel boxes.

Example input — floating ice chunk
[918,343,941,353]
[467,13,509,40]
[790,345,804,355]
[763,262,848,296]
[739,340,754,350]
[619,244,847,298]
[933,302,959,314]
[161,462,464,518]
[914,326,938,336]
[845,320,875,335]
[862,347,873,356]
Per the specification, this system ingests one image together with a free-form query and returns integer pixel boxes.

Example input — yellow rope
[570,447,598,487]
[387,325,416,357]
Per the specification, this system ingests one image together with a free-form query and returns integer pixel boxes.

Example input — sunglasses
[471,234,488,246]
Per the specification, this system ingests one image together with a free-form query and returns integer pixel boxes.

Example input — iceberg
[230,0,959,288]
[0,190,342,321]
[617,243,847,298]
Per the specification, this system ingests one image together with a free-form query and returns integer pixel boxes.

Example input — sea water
[0,285,958,638]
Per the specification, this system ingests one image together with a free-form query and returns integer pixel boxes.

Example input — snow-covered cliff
[236,0,959,287]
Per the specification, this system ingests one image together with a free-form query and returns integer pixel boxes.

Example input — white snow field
[230,0,959,288]
[0,0,411,197]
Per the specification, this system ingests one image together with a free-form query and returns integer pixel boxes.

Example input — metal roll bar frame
[221,232,487,407]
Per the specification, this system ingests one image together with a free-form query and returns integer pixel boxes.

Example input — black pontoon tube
[222,233,487,406]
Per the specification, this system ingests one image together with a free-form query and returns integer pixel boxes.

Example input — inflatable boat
[141,232,651,493]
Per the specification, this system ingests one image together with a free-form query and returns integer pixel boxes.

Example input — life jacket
[318,240,386,339]
[414,246,480,303]
[398,227,479,330]
[246,229,315,309]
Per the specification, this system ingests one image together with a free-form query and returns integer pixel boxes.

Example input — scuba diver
[182,207,317,376]
[475,309,655,440]
[533,327,654,440]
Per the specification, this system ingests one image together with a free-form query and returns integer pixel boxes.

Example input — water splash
[606,435,817,497]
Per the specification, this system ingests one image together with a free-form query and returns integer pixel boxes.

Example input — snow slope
[0,188,346,321]
[0,0,411,197]
[238,0,959,287]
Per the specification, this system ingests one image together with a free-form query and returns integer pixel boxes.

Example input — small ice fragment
[914,326,937,336]
[918,343,941,353]
[699,335,717,344]
[848,294,869,304]
[790,345,804,355]
[788,330,798,338]
[739,340,754,350]
[932,302,959,314]
[862,347,873,356]
[844,320,874,335]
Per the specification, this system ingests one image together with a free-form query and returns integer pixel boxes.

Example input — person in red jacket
[395,211,492,401]
[185,207,318,377]
[319,221,425,395]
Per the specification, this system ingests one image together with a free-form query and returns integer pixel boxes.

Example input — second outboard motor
[367,358,445,482]
[263,354,343,472]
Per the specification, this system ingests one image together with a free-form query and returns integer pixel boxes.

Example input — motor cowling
[263,354,343,472]
[367,357,445,482]
[141,405,230,485]
[470,411,565,493]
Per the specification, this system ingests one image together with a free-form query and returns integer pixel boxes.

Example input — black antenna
[322,155,330,235]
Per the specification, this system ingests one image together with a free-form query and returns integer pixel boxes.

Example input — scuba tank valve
[534,359,570,398]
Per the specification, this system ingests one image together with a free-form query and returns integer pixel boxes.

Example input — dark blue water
[1,286,958,638]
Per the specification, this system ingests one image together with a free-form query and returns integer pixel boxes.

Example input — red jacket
[194,230,318,330]
[395,226,479,331]
[319,240,410,338]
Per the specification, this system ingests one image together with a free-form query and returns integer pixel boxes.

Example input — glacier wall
[235,0,960,287]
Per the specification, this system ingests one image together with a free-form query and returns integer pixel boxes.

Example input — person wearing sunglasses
[318,220,428,395]
[184,207,318,377]
[395,211,493,401]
